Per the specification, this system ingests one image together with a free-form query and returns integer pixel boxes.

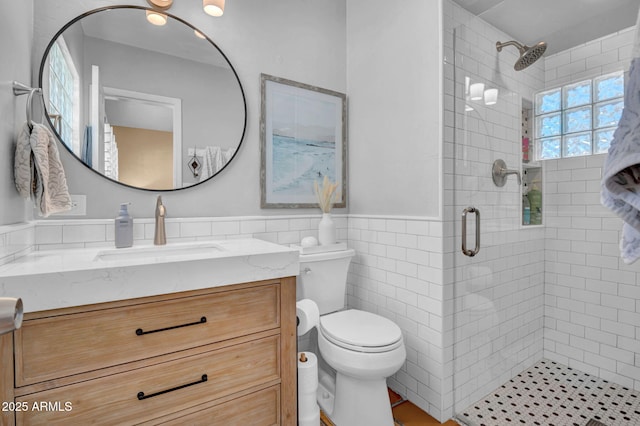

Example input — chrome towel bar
[12,81,43,131]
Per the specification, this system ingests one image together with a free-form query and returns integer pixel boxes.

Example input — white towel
[14,123,72,217]
[601,8,640,263]
[199,146,236,182]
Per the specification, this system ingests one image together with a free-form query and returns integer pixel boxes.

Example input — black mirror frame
[38,5,247,192]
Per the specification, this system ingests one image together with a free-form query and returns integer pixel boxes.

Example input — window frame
[534,71,624,160]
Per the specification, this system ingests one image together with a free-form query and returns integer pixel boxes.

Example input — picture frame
[260,74,347,208]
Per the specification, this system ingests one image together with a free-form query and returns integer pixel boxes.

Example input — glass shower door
[448,8,546,422]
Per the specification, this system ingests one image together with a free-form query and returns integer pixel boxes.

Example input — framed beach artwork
[260,74,347,208]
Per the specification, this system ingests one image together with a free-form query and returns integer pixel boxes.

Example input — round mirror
[39,6,246,191]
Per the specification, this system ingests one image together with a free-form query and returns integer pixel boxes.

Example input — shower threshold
[456,359,640,425]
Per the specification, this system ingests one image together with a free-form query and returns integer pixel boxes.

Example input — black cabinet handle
[135,317,207,336]
[137,374,208,400]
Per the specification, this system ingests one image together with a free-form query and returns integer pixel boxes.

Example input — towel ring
[12,81,43,131]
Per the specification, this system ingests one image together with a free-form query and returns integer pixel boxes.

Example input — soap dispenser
[115,203,133,248]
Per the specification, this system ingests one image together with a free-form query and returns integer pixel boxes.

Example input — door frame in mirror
[102,87,182,188]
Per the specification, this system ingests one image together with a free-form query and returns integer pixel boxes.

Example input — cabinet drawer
[15,283,280,386]
[152,385,280,425]
[16,335,280,425]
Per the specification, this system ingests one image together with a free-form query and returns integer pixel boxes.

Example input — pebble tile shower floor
[457,359,640,426]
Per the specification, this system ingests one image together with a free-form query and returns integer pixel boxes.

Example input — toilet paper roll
[298,351,319,390]
[298,352,320,426]
[0,298,23,335]
[299,410,320,426]
[296,299,319,336]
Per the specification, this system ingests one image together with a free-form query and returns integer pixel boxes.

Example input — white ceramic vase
[318,213,336,245]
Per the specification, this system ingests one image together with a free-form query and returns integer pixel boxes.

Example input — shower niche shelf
[521,100,543,227]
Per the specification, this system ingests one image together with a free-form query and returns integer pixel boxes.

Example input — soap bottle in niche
[115,203,133,248]
[522,194,531,225]
[528,184,542,225]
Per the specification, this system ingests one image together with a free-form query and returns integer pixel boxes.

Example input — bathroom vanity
[0,239,299,425]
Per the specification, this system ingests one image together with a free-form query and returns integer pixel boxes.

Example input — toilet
[297,248,406,426]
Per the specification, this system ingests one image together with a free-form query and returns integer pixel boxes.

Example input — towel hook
[12,81,43,131]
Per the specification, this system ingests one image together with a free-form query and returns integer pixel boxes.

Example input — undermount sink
[95,241,225,261]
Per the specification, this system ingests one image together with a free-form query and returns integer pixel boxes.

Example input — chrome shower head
[496,40,547,71]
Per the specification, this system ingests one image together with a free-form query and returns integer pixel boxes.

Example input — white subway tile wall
[346,215,444,419]
[543,19,640,396]
[544,154,640,390]
[545,26,635,88]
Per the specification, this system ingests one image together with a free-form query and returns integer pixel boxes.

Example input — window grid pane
[594,128,616,153]
[563,132,592,157]
[539,137,561,159]
[563,80,591,109]
[536,113,562,138]
[564,106,592,134]
[595,72,624,102]
[535,89,562,115]
[594,100,623,129]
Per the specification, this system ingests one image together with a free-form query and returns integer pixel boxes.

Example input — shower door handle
[461,207,480,257]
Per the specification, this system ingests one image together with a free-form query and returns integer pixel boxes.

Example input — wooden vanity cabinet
[2,278,297,425]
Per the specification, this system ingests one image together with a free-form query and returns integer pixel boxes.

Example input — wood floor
[319,389,458,425]
[389,389,458,426]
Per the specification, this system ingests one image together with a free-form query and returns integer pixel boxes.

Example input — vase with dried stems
[314,176,339,245]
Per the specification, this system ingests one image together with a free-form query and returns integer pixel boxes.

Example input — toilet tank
[296,249,355,315]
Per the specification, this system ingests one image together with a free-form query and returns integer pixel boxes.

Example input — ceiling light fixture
[146,0,225,23]
[469,83,485,101]
[484,88,499,105]
[147,0,173,8]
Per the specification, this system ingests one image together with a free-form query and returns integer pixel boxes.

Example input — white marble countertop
[0,239,299,313]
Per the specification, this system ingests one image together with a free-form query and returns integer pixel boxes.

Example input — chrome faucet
[492,159,522,187]
[154,195,166,245]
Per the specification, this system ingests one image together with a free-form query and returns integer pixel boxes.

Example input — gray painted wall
[347,0,442,217]
[0,1,33,226]
[30,0,347,219]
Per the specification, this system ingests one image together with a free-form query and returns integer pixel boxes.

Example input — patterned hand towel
[14,123,72,217]
[14,123,35,199]
[601,9,640,263]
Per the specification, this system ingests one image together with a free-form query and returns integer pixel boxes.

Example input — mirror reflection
[39,6,246,190]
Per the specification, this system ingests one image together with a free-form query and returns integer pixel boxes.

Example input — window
[48,37,80,154]
[534,71,624,160]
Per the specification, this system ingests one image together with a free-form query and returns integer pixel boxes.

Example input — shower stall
[446,1,640,424]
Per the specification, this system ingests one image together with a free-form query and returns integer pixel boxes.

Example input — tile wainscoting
[0,215,347,253]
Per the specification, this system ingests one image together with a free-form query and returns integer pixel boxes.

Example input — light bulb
[203,0,225,17]
[146,10,167,26]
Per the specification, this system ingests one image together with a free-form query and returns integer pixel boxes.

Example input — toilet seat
[320,309,403,353]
